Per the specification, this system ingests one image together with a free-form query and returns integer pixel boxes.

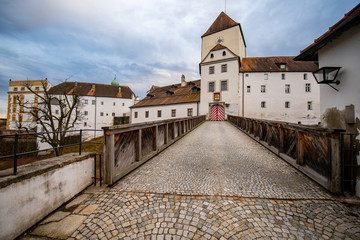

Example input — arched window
[222,51,226,56]
[210,53,214,58]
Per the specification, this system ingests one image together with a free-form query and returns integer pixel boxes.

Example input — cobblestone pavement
[21,121,360,240]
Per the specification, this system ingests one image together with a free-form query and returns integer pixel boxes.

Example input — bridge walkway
[20,121,360,239]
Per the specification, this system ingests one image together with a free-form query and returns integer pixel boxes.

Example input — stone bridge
[20,121,360,239]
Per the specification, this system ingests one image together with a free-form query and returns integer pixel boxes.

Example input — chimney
[118,87,122,93]
[181,74,187,87]
[75,82,78,86]
[92,84,95,89]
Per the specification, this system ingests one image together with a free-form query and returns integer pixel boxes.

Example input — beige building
[6,79,51,130]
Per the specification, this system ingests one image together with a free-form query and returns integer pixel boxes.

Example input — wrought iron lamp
[312,67,341,91]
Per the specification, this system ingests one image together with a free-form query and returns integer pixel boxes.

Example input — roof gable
[201,44,239,64]
[295,3,360,61]
[202,12,239,37]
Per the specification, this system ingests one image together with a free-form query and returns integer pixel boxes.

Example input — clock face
[216,36,224,44]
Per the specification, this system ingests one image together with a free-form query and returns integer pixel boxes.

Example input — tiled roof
[294,3,360,61]
[48,82,134,99]
[131,80,201,108]
[241,57,318,72]
[202,12,239,37]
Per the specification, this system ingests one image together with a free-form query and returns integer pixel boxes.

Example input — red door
[210,105,225,121]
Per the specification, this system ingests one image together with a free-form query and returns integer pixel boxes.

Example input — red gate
[210,105,225,121]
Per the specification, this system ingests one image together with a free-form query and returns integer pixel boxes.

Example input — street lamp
[312,67,341,91]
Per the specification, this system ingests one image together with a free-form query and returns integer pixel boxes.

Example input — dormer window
[146,93,154,99]
[276,63,286,69]
[222,51,226,56]
[166,90,174,96]
[210,53,214,58]
[170,84,177,89]
[192,86,200,93]
[188,81,195,87]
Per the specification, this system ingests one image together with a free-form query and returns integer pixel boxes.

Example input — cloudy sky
[0,0,358,117]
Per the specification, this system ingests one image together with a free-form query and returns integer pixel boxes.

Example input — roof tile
[241,57,318,72]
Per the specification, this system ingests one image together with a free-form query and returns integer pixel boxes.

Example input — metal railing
[0,129,103,175]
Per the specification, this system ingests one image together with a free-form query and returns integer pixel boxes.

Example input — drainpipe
[94,97,97,138]
[242,72,244,117]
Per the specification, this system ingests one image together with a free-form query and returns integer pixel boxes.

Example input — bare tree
[16,81,82,156]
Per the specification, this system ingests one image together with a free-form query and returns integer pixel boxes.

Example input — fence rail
[103,116,206,185]
[0,129,103,175]
[228,115,343,194]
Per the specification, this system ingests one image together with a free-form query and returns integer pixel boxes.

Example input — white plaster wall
[0,156,94,240]
[200,56,240,118]
[318,25,360,122]
[131,102,199,124]
[317,25,360,196]
[243,72,320,124]
[201,25,246,61]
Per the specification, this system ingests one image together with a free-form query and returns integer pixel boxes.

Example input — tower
[199,12,246,119]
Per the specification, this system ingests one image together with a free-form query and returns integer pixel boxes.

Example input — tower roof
[111,75,119,85]
[202,11,239,37]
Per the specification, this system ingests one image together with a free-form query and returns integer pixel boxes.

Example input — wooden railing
[102,116,206,185]
[228,115,343,194]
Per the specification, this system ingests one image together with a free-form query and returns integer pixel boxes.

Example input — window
[12,105,16,113]
[113,102,116,106]
[247,86,251,93]
[157,110,162,118]
[106,113,108,116]
[285,101,290,108]
[209,66,215,74]
[85,99,88,104]
[187,108,193,116]
[210,53,214,58]
[304,73,308,80]
[261,101,266,108]
[261,85,266,93]
[221,64,227,73]
[307,101,312,110]
[100,112,104,116]
[112,112,115,116]
[279,64,286,69]
[101,101,104,105]
[21,87,25,91]
[222,51,226,56]
[84,111,88,115]
[20,106,24,113]
[34,96,38,103]
[84,122,87,127]
[221,80,228,91]
[209,82,215,92]
[305,83,311,92]
[245,74,249,77]
[285,84,290,94]
[12,115,15,121]
[14,87,18,91]
[134,112,138,118]
[145,111,149,118]
[19,114,22,122]
[123,113,126,117]
[122,103,125,106]
[171,109,176,117]
[55,109,59,115]
[92,100,96,105]
[13,96,17,103]
[264,74,268,80]
[35,87,40,91]
[281,73,285,80]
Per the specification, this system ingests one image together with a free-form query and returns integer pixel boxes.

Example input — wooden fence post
[153,125,158,151]
[164,123,168,144]
[135,129,142,162]
[104,130,114,185]
[297,131,305,165]
[329,132,341,194]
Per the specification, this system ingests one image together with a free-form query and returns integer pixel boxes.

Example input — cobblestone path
[21,121,360,240]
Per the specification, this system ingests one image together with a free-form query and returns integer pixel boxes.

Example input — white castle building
[132,12,320,125]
